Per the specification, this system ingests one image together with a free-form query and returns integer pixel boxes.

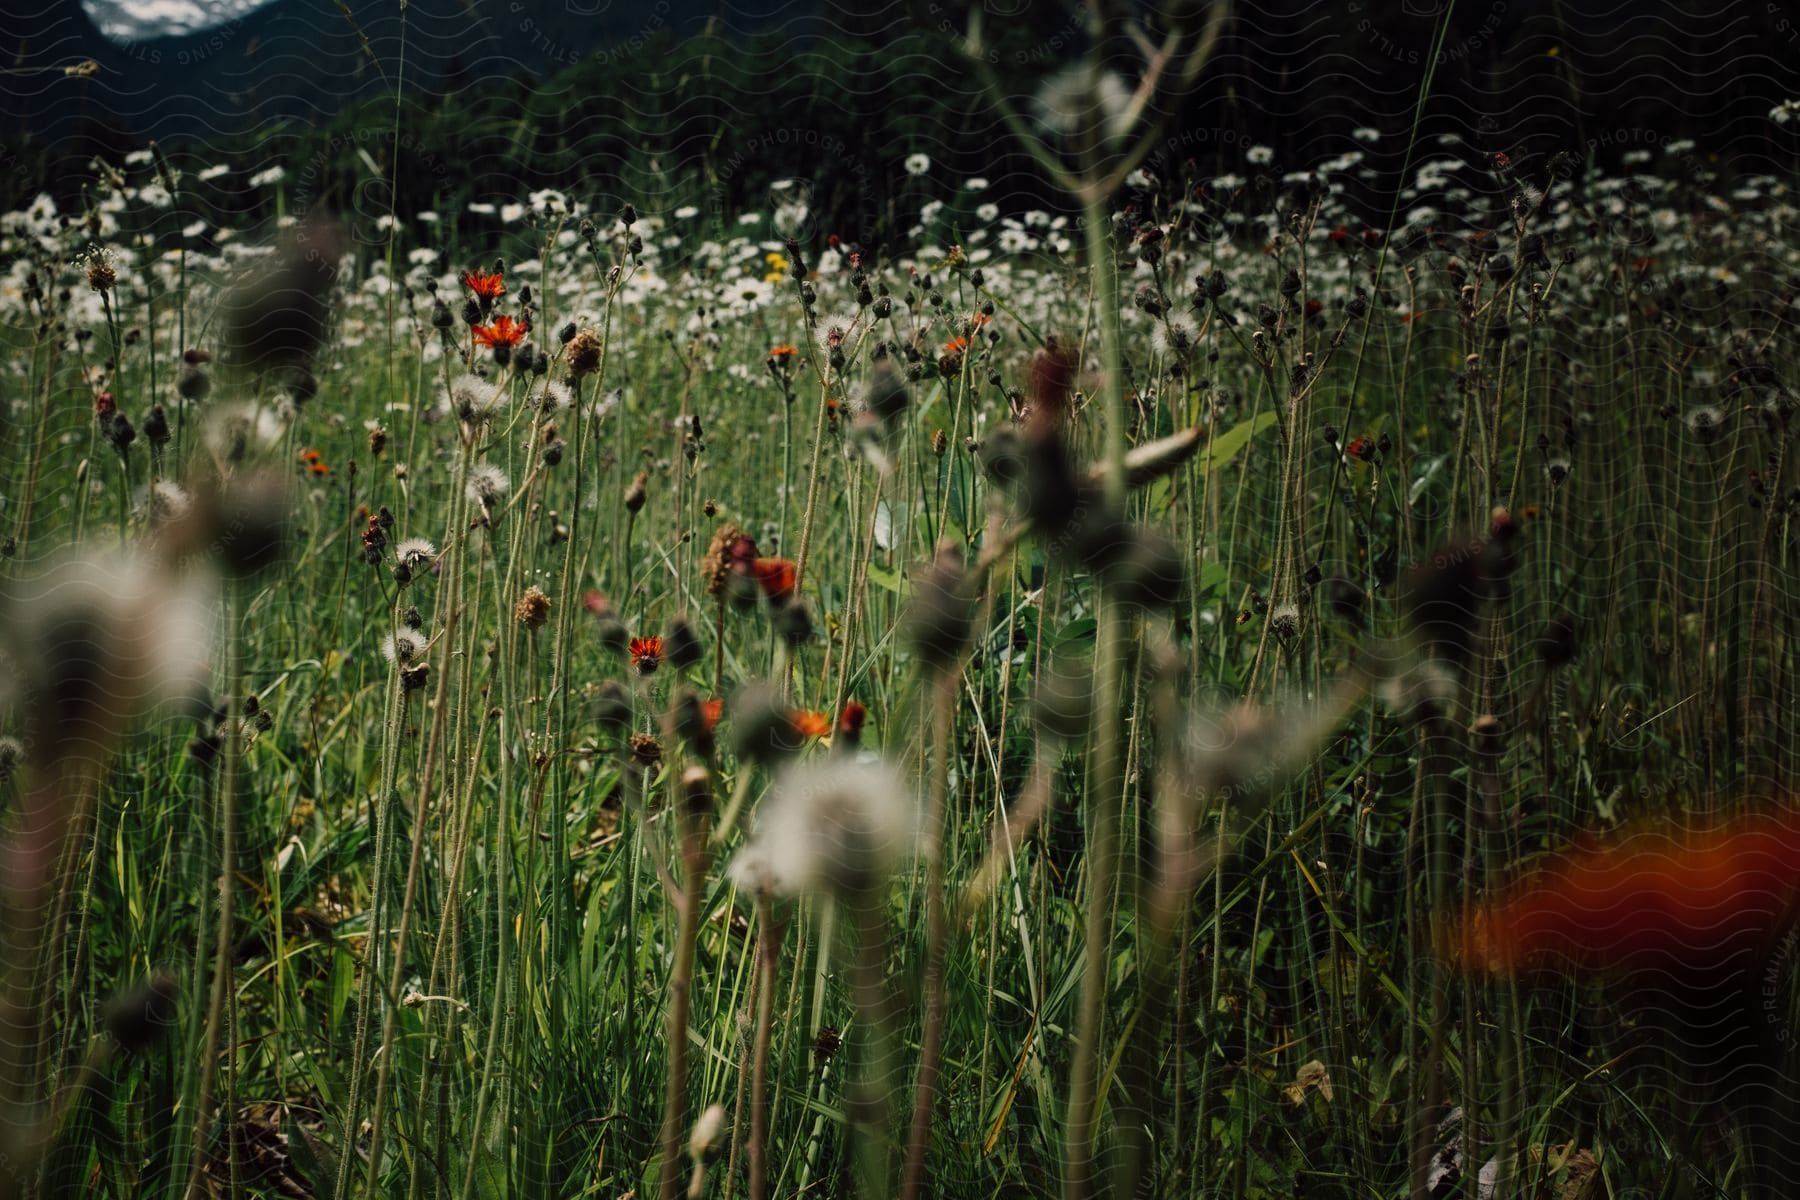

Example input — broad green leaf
[1199,411,1278,472]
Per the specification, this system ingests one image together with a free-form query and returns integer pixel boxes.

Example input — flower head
[1455,809,1800,990]
[751,557,797,604]
[726,755,918,898]
[462,269,506,300]
[790,709,831,739]
[629,635,664,675]
[474,315,529,350]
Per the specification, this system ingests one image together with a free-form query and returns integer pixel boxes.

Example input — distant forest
[6,0,1799,243]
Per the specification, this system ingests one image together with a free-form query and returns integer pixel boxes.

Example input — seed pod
[592,679,632,734]
[1098,524,1185,611]
[773,598,814,646]
[902,545,976,671]
[102,972,180,1054]
[664,615,704,670]
[728,683,806,765]
[1535,611,1578,667]
[624,470,648,514]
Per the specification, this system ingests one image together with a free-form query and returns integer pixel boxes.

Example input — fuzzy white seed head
[727,755,918,899]
[466,463,509,508]
[382,628,427,665]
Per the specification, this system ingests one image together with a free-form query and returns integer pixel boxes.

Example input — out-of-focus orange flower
[791,709,831,739]
[629,635,663,675]
[837,701,866,737]
[752,557,797,603]
[474,315,529,349]
[309,461,331,476]
[1455,808,1800,980]
[769,344,797,361]
[463,269,506,300]
[943,335,969,356]
[700,697,724,732]
[298,448,321,463]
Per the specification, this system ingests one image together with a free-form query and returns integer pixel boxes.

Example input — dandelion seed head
[727,755,918,898]
[466,463,509,508]
[383,628,426,664]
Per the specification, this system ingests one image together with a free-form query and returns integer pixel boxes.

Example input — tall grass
[1,16,1798,1199]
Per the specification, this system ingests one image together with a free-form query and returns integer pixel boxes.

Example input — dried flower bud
[728,684,806,766]
[669,690,716,757]
[664,616,704,670]
[592,679,632,733]
[1535,611,1578,667]
[565,329,603,377]
[902,545,976,670]
[1098,525,1185,610]
[102,971,179,1054]
[514,586,551,629]
[629,733,664,771]
[624,470,648,514]
[773,598,814,646]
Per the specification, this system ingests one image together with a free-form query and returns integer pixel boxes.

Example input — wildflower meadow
[3,2,1800,1197]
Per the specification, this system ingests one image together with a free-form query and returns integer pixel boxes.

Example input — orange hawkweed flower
[751,557,797,603]
[790,709,831,739]
[309,461,331,476]
[1455,808,1800,980]
[969,312,991,329]
[943,335,969,356]
[463,269,506,300]
[629,635,664,675]
[474,315,529,349]
[838,701,866,737]
[769,344,797,360]
[298,448,321,463]
[700,697,724,733]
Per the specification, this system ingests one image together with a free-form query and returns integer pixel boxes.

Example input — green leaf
[1199,411,1278,473]
[866,562,904,594]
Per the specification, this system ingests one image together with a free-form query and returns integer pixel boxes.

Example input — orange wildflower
[700,697,724,733]
[769,344,797,360]
[474,315,529,349]
[629,635,664,675]
[462,269,506,300]
[1455,808,1800,980]
[790,709,831,739]
[752,557,797,603]
[309,461,331,476]
[943,335,969,356]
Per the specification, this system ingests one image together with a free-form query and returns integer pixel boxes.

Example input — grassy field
[2,37,1800,1200]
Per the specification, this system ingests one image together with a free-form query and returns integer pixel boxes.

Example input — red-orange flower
[790,709,831,739]
[310,461,331,476]
[1455,808,1800,980]
[769,344,797,361]
[752,557,797,603]
[463,269,506,300]
[837,701,866,738]
[943,335,969,356]
[474,315,529,349]
[700,697,724,733]
[629,635,664,674]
